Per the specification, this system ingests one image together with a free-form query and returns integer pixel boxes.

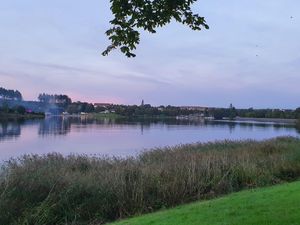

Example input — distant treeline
[106,104,200,117]
[210,106,300,120]
[0,105,26,114]
[65,103,200,116]
[0,87,22,101]
[0,104,45,119]
[1,87,300,119]
[38,93,72,106]
[36,94,200,116]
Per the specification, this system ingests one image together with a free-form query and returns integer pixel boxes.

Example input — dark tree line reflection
[0,117,299,142]
[0,121,21,141]
[38,117,71,136]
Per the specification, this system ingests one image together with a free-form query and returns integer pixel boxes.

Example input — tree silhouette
[103,0,209,57]
[0,87,23,101]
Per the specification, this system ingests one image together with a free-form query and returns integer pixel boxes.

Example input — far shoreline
[0,113,45,121]
[231,117,297,124]
[0,112,298,126]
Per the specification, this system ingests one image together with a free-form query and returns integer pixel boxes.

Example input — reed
[1,137,300,225]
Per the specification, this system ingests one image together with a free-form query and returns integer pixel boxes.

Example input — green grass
[111,181,300,225]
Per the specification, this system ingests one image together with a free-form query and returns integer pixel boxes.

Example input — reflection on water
[0,116,299,161]
[0,121,21,141]
[35,117,298,137]
[39,117,71,136]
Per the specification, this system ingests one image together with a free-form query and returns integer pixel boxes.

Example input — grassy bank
[111,181,300,225]
[1,137,300,224]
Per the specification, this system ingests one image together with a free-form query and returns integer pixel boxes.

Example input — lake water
[0,117,299,161]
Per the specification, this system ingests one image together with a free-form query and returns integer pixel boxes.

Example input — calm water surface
[0,117,299,161]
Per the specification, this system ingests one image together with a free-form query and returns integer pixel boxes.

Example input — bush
[1,137,300,225]
[14,105,26,114]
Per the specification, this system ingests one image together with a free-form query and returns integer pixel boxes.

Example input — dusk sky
[1,0,299,108]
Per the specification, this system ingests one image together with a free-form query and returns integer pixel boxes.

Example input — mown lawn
[111,181,300,225]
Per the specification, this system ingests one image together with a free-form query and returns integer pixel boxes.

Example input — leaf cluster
[103,0,209,57]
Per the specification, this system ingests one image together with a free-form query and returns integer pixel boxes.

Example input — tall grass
[1,137,300,225]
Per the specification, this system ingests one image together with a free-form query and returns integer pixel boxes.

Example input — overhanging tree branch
[102,0,209,57]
